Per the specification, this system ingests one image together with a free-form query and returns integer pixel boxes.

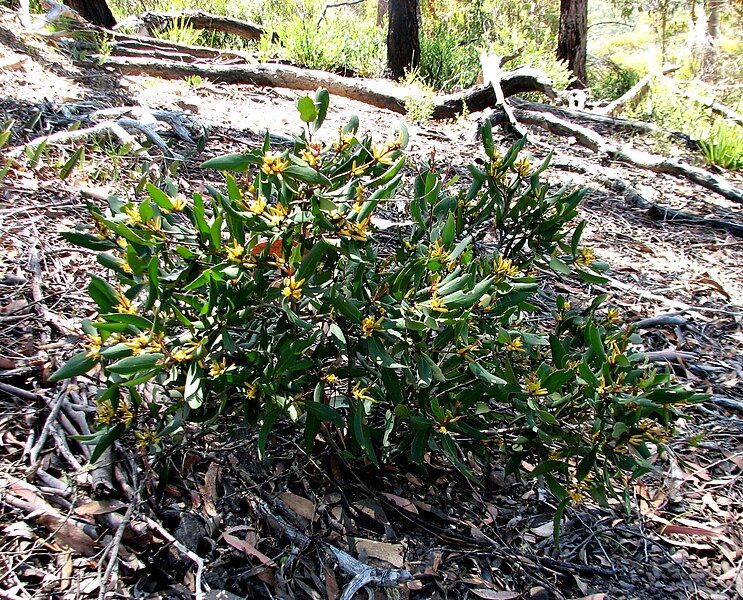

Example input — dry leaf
[222,532,276,567]
[354,538,404,568]
[381,492,419,514]
[530,521,554,538]
[74,500,127,516]
[279,491,317,522]
[662,523,722,538]
[324,563,339,600]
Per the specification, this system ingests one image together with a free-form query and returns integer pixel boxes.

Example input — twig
[97,478,144,600]
[145,517,208,600]
[634,314,687,329]
[251,495,413,600]
[26,391,65,478]
[0,382,40,402]
[710,395,743,413]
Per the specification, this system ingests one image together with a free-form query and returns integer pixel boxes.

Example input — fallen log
[128,10,271,43]
[480,50,526,137]
[511,97,696,146]
[489,108,743,203]
[91,55,557,119]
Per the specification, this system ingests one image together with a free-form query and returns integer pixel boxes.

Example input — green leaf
[107,353,165,375]
[49,351,96,382]
[60,232,116,251]
[297,95,318,123]
[421,353,445,382]
[201,153,253,171]
[284,163,331,185]
[88,276,118,313]
[60,146,84,180]
[185,362,205,409]
[304,399,344,427]
[146,183,174,211]
[549,255,571,274]
[381,368,404,405]
[313,88,330,132]
[89,423,126,463]
[352,403,378,466]
[468,361,506,385]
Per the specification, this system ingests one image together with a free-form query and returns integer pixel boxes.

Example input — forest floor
[1,8,742,600]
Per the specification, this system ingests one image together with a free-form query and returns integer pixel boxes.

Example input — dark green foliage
[57,90,702,517]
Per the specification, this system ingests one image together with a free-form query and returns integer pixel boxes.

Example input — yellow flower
[123,205,142,224]
[371,143,396,165]
[135,427,160,450]
[352,382,372,402]
[332,128,354,152]
[322,372,338,384]
[261,152,290,176]
[301,148,318,167]
[95,401,115,426]
[267,203,289,226]
[170,339,202,363]
[225,240,244,262]
[575,247,595,267]
[85,335,103,359]
[245,382,260,399]
[338,217,370,242]
[493,256,520,278]
[351,160,366,177]
[429,295,448,313]
[282,276,305,301]
[171,195,188,211]
[209,358,228,377]
[115,290,137,315]
[248,197,267,215]
[525,373,547,397]
[125,334,150,356]
[361,315,383,337]
[514,157,531,177]
[506,337,524,353]
[606,307,620,324]
[429,240,448,262]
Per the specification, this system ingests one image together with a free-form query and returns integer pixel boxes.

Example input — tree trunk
[387,0,420,80]
[556,0,587,88]
[376,0,388,27]
[66,0,116,28]
[699,0,723,78]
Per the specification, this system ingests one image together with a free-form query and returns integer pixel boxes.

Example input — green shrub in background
[588,56,642,100]
[55,91,701,534]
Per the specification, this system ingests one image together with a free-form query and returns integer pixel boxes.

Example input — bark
[91,55,557,119]
[138,10,271,43]
[377,0,389,26]
[65,0,115,28]
[556,0,587,87]
[480,51,526,137]
[387,0,420,80]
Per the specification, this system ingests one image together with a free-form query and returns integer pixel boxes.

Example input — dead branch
[490,108,743,203]
[596,174,743,237]
[131,10,270,43]
[480,50,526,137]
[511,97,696,146]
[597,73,654,117]
[711,395,743,413]
[252,495,413,600]
[89,55,556,119]
[634,314,688,329]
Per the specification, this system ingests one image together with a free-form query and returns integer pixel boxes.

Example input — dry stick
[97,478,144,600]
[145,516,207,600]
[8,121,143,156]
[643,349,697,364]
[49,424,84,472]
[251,496,413,600]
[26,391,65,477]
[91,447,117,496]
[499,108,743,204]
[480,50,526,137]
[0,382,39,403]
[634,314,688,328]
[710,395,743,413]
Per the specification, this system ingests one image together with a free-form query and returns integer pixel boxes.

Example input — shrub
[55,91,701,527]
[588,56,641,101]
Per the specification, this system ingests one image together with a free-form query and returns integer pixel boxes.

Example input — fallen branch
[511,97,696,146]
[252,495,413,600]
[480,50,526,137]
[634,314,688,329]
[596,175,743,237]
[490,108,743,203]
[711,395,743,413]
[131,10,270,43]
[596,73,654,117]
[89,56,556,119]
